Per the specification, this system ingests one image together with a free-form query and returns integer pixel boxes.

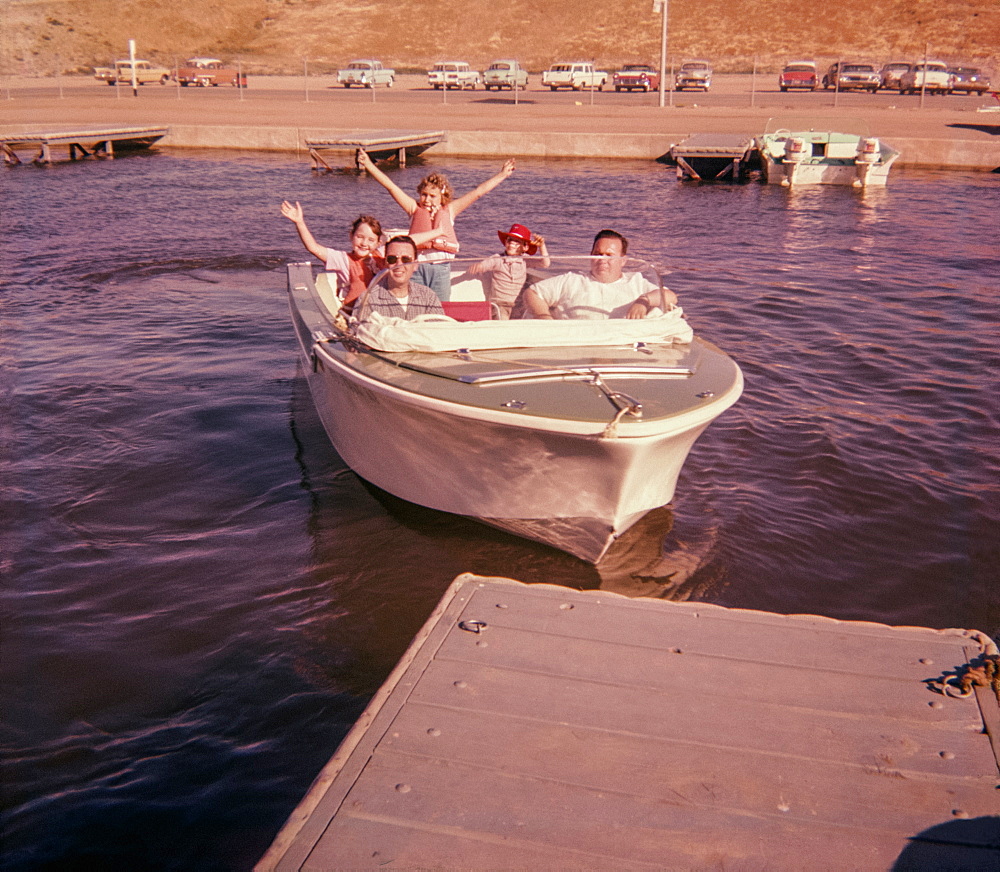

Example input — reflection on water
[2,151,998,870]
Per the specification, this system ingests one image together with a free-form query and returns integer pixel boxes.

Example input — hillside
[3,0,998,76]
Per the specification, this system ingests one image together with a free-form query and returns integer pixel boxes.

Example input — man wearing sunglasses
[355,236,446,321]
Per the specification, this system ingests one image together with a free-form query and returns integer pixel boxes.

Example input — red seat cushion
[442,301,491,321]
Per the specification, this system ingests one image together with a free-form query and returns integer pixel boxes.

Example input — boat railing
[453,364,694,385]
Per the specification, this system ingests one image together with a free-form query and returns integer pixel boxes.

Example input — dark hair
[385,235,418,257]
[592,229,628,254]
[351,214,382,238]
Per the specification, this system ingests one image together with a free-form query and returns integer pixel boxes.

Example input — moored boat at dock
[755,119,900,187]
[287,256,743,562]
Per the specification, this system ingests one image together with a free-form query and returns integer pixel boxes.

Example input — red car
[613,63,660,92]
[779,61,817,91]
[175,57,246,88]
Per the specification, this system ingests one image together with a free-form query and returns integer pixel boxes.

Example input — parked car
[822,62,880,91]
[613,63,660,92]
[674,60,712,91]
[778,61,817,91]
[94,59,171,86]
[483,60,528,91]
[878,62,911,91]
[427,61,481,90]
[541,62,608,91]
[948,66,991,95]
[174,58,246,88]
[898,61,951,94]
[337,59,394,88]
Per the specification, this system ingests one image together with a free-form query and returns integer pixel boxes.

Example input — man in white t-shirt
[522,230,677,320]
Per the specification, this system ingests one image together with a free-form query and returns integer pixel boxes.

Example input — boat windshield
[764,114,872,137]
[347,255,692,353]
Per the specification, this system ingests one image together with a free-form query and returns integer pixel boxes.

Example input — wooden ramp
[669,133,755,181]
[1,126,168,165]
[305,129,446,170]
[258,574,1000,871]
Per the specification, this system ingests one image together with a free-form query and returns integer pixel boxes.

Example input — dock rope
[601,404,639,439]
[589,372,643,438]
[937,654,1000,701]
[927,630,1000,703]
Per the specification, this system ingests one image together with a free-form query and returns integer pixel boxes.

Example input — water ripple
[2,152,998,871]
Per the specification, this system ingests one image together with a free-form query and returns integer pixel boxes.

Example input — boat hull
[288,263,742,562]
[307,354,721,560]
[756,131,899,187]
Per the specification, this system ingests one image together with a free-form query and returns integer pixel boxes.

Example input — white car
[94,59,171,86]
[541,62,608,91]
[427,62,481,90]
[483,60,528,91]
[674,61,712,91]
[898,61,951,94]
[337,60,394,89]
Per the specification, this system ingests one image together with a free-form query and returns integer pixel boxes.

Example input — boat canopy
[353,308,693,353]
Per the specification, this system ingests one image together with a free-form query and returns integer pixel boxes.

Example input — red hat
[498,223,538,255]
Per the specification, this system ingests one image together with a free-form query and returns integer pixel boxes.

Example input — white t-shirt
[530,270,658,320]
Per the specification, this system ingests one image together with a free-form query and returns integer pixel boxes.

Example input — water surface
[2,150,998,870]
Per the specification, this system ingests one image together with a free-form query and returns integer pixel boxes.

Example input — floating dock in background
[257,573,1000,871]
[0,126,168,165]
[669,132,756,181]
[305,129,446,170]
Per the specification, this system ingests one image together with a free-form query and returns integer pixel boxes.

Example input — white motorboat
[287,256,743,562]
[755,120,900,187]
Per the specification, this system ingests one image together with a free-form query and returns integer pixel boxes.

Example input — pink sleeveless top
[409,204,458,263]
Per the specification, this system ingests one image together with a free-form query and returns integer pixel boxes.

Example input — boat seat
[315,271,342,315]
[442,300,492,321]
[826,142,859,159]
[449,271,490,301]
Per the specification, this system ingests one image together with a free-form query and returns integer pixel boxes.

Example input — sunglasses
[385,255,414,265]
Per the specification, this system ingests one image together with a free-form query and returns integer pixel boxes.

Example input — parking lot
[6,71,993,111]
[4,70,996,162]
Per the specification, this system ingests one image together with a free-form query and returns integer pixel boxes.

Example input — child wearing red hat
[468,223,550,319]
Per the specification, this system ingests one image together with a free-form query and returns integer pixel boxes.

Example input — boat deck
[0,126,168,165]
[257,574,1000,871]
[304,129,445,170]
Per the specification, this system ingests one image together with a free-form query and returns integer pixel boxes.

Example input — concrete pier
[152,124,1000,170]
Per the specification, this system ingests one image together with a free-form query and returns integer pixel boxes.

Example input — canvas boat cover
[352,307,694,353]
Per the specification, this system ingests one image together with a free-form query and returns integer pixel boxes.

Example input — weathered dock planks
[669,133,756,181]
[0,126,168,165]
[257,573,1000,871]
[304,129,446,170]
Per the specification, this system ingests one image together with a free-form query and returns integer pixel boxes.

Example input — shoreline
[3,74,999,170]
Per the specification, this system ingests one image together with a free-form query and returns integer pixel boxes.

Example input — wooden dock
[257,573,1000,871]
[304,129,446,171]
[669,133,756,181]
[0,126,168,166]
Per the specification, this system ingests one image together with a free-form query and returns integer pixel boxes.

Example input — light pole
[128,38,138,97]
[654,0,668,108]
